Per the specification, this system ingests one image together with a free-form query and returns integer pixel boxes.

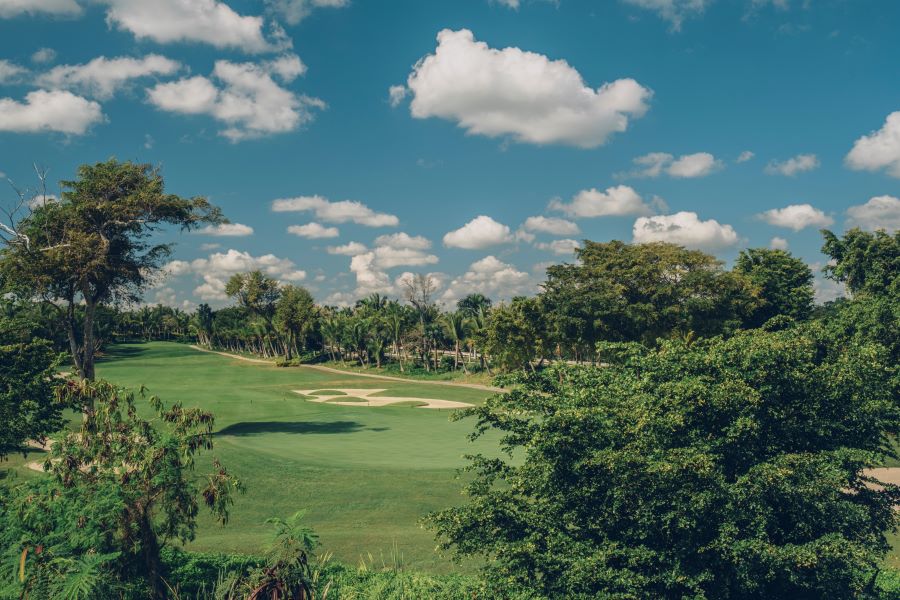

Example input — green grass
[43,342,497,572]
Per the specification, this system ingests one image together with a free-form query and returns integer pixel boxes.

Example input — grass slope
[92,342,496,572]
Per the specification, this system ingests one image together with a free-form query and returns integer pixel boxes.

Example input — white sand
[294,388,473,410]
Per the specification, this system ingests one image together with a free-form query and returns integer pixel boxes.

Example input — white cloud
[0,90,103,135]
[623,151,722,178]
[535,238,580,255]
[494,0,520,8]
[667,152,722,177]
[31,48,56,63]
[288,222,340,238]
[405,29,651,148]
[845,112,900,178]
[809,262,846,304]
[441,255,533,303]
[374,232,432,250]
[443,215,513,249]
[769,236,789,250]
[163,248,306,301]
[550,185,653,218]
[327,241,367,255]
[27,193,59,209]
[100,0,287,54]
[736,150,755,163]
[195,222,254,237]
[764,153,820,176]
[265,0,349,25]
[199,242,221,251]
[846,195,900,232]
[523,215,580,235]
[271,194,398,227]
[632,211,739,250]
[388,84,408,107]
[147,59,324,141]
[622,0,712,32]
[0,59,26,83]
[349,252,392,296]
[265,53,306,82]
[372,246,439,269]
[38,54,182,99]
[758,203,833,231]
[0,0,82,18]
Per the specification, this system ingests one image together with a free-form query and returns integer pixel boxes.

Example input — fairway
[94,342,500,571]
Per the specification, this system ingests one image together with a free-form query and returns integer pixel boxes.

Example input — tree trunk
[138,513,165,600]
[65,299,84,379]
[82,296,97,381]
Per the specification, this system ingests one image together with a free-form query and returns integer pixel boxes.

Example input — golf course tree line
[0,159,898,598]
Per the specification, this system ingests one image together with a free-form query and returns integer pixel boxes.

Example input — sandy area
[294,388,473,410]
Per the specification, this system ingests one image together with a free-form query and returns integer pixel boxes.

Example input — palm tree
[443,311,470,374]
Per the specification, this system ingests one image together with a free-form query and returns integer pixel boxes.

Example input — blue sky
[1,0,898,308]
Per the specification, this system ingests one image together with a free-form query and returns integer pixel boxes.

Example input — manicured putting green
[91,342,499,572]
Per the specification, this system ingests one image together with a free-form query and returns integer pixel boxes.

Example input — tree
[478,297,545,373]
[226,270,282,354]
[443,311,470,373]
[822,228,899,297]
[402,273,438,371]
[2,380,241,599]
[275,285,316,361]
[541,241,755,354]
[0,159,222,381]
[733,247,814,328]
[195,303,215,347]
[457,293,492,318]
[428,324,899,599]
[0,333,62,458]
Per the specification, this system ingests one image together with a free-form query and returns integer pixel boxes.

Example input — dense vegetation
[1,160,898,598]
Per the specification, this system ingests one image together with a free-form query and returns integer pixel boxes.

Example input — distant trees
[734,247,814,328]
[429,323,899,599]
[276,286,317,361]
[0,159,221,381]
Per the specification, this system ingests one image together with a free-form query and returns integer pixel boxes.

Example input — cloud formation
[535,238,580,255]
[441,255,532,303]
[402,29,651,148]
[621,0,712,31]
[147,57,323,141]
[522,216,580,236]
[758,203,833,231]
[0,90,103,134]
[265,0,349,25]
[288,222,340,238]
[845,195,900,232]
[195,223,254,237]
[443,215,514,249]
[623,151,722,178]
[632,211,739,250]
[0,0,82,18]
[550,185,653,218]
[764,153,820,176]
[39,54,181,99]
[271,195,398,227]
[165,249,307,301]
[845,112,900,178]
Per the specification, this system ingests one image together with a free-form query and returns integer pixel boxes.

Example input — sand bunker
[294,388,473,409]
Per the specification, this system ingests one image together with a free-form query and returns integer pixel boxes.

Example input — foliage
[0,159,222,380]
[427,324,899,599]
[276,286,317,360]
[477,297,547,372]
[1,380,241,599]
[733,247,814,327]
[822,228,899,297]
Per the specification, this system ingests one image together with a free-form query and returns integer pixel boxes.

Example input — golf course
[92,341,499,571]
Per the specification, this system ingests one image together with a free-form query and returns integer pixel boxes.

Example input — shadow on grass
[216,420,389,436]
[97,345,150,361]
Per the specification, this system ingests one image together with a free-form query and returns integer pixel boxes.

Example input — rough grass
[16,342,498,573]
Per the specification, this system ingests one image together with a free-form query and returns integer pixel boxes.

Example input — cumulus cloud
[441,255,533,303]
[769,236,789,250]
[0,0,82,18]
[195,222,254,236]
[736,150,755,163]
[845,112,900,178]
[623,151,722,178]
[550,185,653,218]
[758,203,833,231]
[845,195,900,232]
[147,58,323,141]
[764,153,820,176]
[374,232,432,250]
[535,238,580,255]
[327,241,367,255]
[27,193,59,209]
[100,0,287,54]
[388,84,408,107]
[621,0,712,31]
[632,211,739,250]
[0,59,26,83]
[404,29,651,148]
[163,249,306,301]
[288,222,340,238]
[522,216,580,236]
[443,215,513,249]
[265,0,348,25]
[271,195,398,227]
[0,90,103,134]
[38,54,181,99]
[31,48,56,64]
